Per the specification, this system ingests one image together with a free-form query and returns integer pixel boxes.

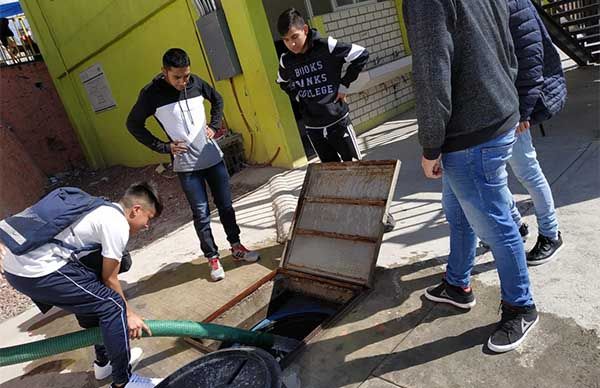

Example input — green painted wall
[19,0,306,169]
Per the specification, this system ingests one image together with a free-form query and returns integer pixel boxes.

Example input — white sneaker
[208,257,225,281]
[231,243,260,262]
[123,373,163,387]
[94,347,144,380]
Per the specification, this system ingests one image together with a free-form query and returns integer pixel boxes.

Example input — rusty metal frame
[316,160,399,168]
[304,196,387,207]
[281,160,401,288]
[366,160,401,286]
[186,161,400,358]
[203,270,278,323]
[294,228,379,244]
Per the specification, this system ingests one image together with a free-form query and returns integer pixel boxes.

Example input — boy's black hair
[277,8,306,36]
[162,48,190,69]
[122,181,163,217]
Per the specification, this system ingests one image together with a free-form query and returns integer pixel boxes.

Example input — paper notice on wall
[79,64,116,113]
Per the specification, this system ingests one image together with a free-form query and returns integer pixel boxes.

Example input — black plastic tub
[155,347,282,388]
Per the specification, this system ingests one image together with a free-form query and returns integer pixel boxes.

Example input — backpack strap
[52,202,126,257]
[105,202,125,216]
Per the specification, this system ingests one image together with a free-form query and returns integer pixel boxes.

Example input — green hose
[0,320,287,367]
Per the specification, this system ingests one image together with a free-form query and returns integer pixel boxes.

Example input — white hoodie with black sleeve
[127,74,224,172]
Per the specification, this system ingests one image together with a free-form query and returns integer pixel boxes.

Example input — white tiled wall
[321,1,414,127]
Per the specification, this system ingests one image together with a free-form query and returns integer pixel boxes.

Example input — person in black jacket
[276,8,396,232]
[506,0,566,266]
[127,48,259,282]
[276,9,366,162]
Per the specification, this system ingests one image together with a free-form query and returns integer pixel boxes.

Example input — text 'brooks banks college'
[294,61,336,98]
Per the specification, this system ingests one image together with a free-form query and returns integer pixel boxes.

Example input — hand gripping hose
[0,320,300,367]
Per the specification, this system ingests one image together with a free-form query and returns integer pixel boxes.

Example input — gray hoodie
[403,0,520,159]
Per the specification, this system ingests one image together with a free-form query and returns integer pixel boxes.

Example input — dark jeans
[178,161,241,258]
[5,261,132,385]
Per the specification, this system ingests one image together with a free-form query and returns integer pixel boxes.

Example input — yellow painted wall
[221,0,307,169]
[19,0,306,169]
[394,0,412,55]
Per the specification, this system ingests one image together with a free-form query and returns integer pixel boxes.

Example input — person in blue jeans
[507,0,567,266]
[404,0,538,352]
[127,48,259,282]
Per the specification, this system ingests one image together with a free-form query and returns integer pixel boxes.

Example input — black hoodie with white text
[277,29,369,129]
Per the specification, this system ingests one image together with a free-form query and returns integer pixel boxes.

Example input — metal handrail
[0,14,42,67]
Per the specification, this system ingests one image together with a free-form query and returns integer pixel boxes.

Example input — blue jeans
[441,130,534,307]
[508,129,559,239]
[178,161,241,258]
[5,261,132,385]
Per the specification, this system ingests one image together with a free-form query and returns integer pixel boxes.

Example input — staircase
[534,0,600,65]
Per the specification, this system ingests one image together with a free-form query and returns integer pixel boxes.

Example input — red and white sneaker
[208,256,225,281]
[231,243,260,262]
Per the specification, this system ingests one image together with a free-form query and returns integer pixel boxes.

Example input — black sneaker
[527,232,563,266]
[383,211,396,233]
[479,223,529,250]
[488,303,539,353]
[424,279,476,309]
[519,223,530,241]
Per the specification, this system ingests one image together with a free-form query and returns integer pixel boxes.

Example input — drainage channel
[220,292,339,360]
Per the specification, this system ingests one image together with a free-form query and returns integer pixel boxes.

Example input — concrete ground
[1,60,599,387]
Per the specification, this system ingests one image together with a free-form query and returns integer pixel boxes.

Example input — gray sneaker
[231,243,260,262]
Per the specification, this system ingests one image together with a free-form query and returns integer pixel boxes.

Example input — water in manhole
[221,292,339,360]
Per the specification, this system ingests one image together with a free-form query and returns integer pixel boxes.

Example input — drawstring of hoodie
[178,86,195,134]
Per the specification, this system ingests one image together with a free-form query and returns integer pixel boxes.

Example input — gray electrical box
[196,9,242,81]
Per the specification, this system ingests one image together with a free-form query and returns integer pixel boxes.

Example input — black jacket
[277,29,369,128]
[508,0,567,125]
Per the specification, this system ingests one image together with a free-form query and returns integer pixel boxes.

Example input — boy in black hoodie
[276,8,367,163]
[276,8,395,232]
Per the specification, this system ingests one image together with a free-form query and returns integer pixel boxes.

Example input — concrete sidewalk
[1,61,599,387]
[284,64,600,388]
